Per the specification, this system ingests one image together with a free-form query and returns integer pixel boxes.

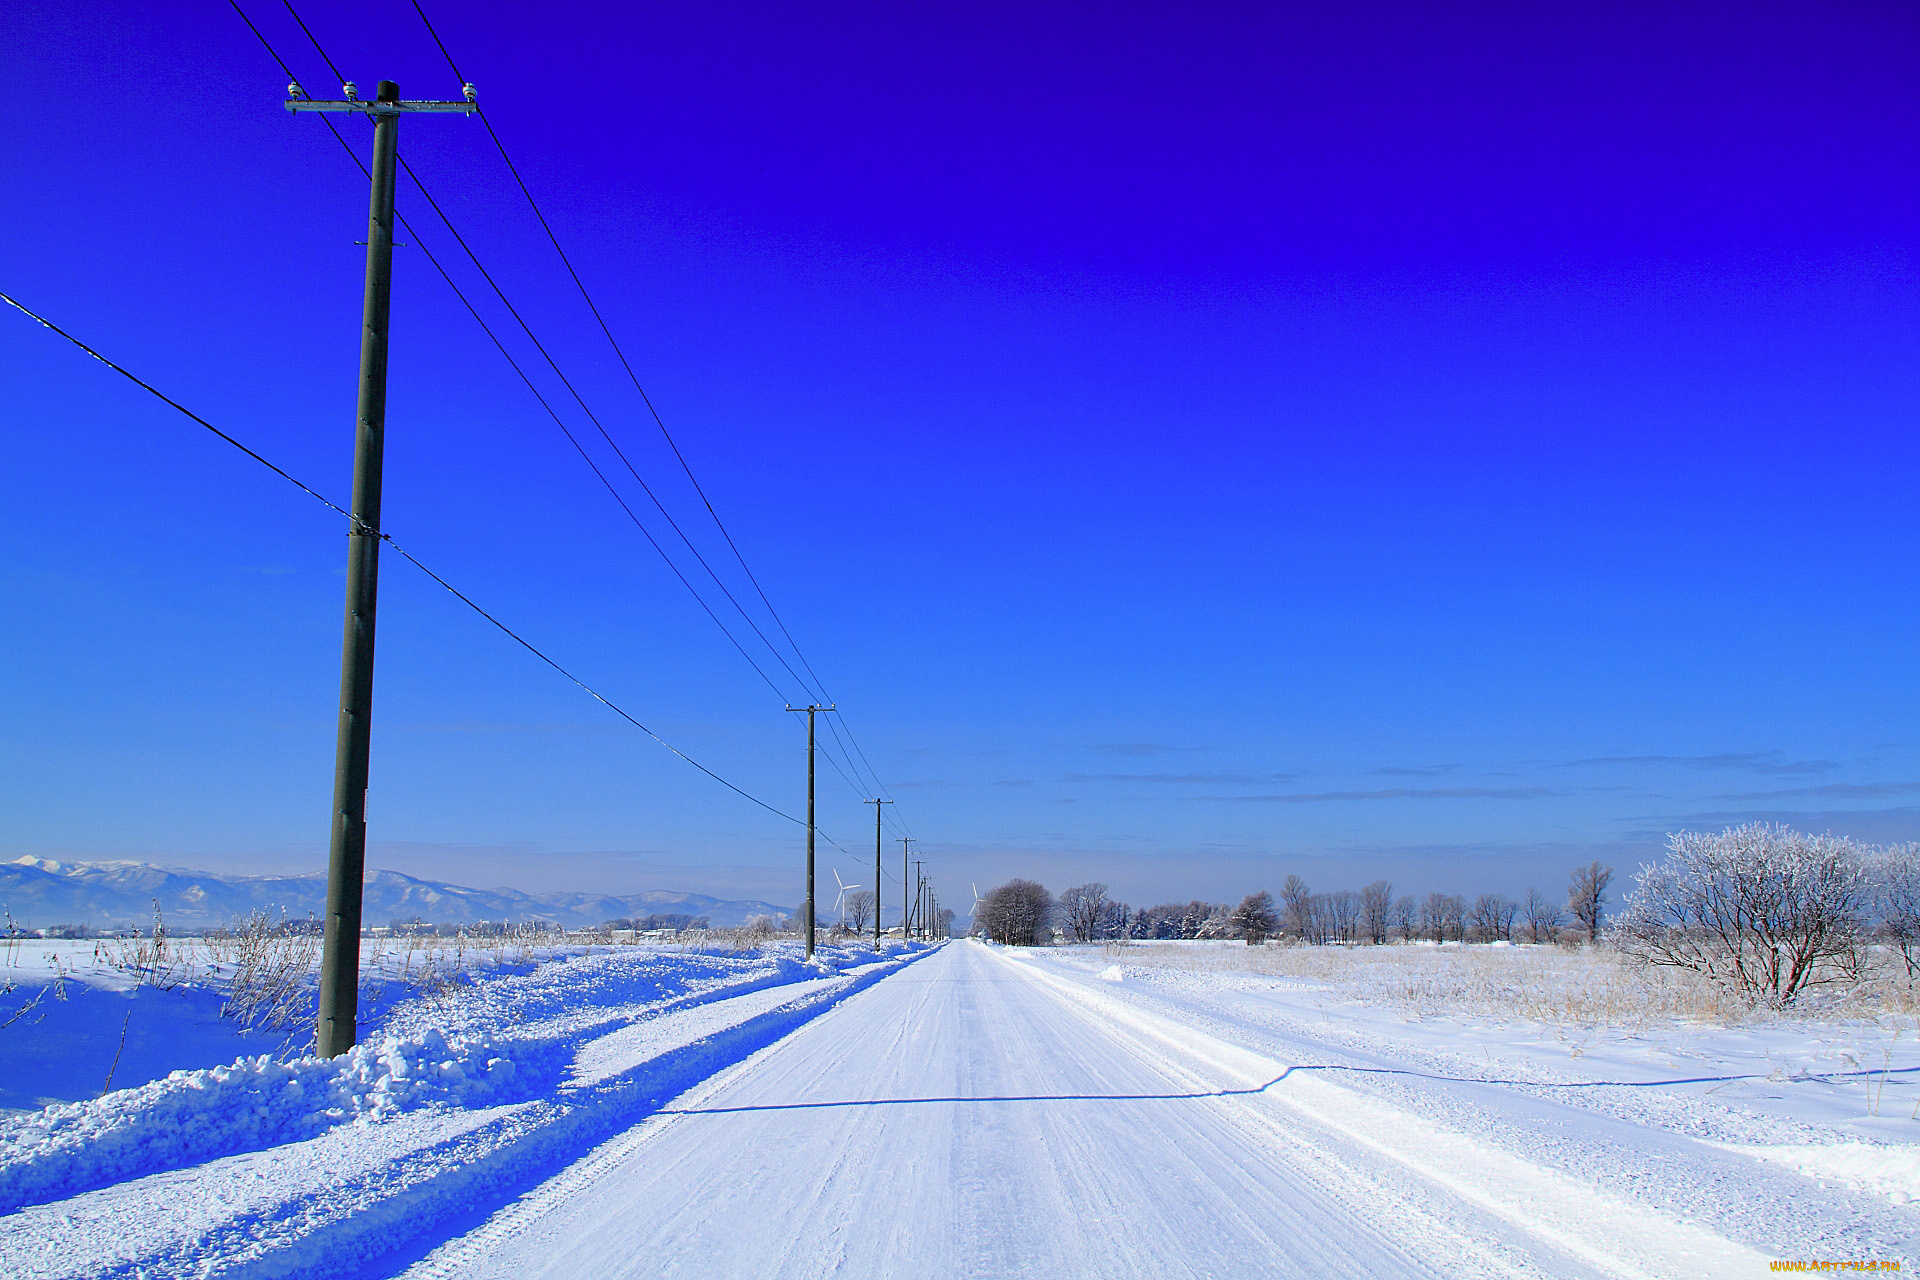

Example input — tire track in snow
[402,942,1691,1279]
[995,945,1772,1279]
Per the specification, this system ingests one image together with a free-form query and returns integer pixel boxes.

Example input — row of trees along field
[974,863,1614,947]
[976,826,1920,1009]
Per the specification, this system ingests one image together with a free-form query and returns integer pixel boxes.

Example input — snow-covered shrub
[1614,825,1871,1007]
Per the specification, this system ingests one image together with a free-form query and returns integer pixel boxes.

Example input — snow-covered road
[401,941,1793,1279]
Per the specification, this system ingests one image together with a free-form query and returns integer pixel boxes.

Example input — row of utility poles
[295,76,940,1057]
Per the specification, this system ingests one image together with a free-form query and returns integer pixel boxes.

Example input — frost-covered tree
[1614,825,1870,1006]
[1875,843,1920,979]
[1128,904,1158,939]
[1360,881,1393,945]
[1568,861,1614,943]
[1195,905,1236,939]
[1229,891,1277,944]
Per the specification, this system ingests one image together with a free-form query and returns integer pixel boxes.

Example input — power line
[404,0,910,821]
[261,0,822,713]
[390,154,828,705]
[407,0,833,700]
[239,0,908,858]
[2,290,814,832]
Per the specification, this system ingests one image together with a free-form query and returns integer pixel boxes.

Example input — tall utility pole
[288,78,475,1059]
[897,836,915,936]
[913,859,925,940]
[864,798,891,952]
[787,704,834,958]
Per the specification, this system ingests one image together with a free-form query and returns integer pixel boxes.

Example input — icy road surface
[403,941,1814,1279]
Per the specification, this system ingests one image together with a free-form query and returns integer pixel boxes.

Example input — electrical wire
[407,0,834,699]
[405,0,912,821]
[263,0,820,713]
[1,290,808,831]
[390,154,828,705]
[233,0,903,865]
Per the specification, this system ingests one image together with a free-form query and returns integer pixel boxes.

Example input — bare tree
[845,889,876,935]
[1468,893,1516,943]
[976,880,1055,946]
[1615,825,1870,1006]
[1388,895,1417,941]
[1229,891,1277,944]
[1058,883,1112,943]
[1280,875,1313,941]
[1568,861,1614,943]
[1360,881,1392,945]
[1326,890,1362,944]
[1520,887,1563,944]
[1420,892,1449,942]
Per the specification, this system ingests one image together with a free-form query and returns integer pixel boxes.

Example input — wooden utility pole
[288,78,475,1059]
[864,798,891,952]
[913,859,925,940]
[787,704,834,958]
[897,836,914,936]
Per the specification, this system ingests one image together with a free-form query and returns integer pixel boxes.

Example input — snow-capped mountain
[0,857,787,931]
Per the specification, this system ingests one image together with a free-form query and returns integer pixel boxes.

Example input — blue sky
[3,0,1918,915]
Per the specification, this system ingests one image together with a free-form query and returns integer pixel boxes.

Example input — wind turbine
[831,868,855,932]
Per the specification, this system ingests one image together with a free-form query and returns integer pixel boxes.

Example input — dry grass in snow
[1102,940,1920,1030]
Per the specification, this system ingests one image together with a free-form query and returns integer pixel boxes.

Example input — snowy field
[1,932,929,1277]
[2,935,1916,1276]
[1072,941,1920,1203]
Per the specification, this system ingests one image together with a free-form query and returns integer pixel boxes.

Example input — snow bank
[1731,1142,1920,1206]
[0,1027,528,1213]
[1,943,939,1280]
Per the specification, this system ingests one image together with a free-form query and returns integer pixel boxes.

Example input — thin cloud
[1640,808,1920,844]
[1554,752,1838,776]
[1083,743,1206,757]
[1708,782,1920,802]
[1062,771,1296,786]
[1369,764,1459,778]
[1204,787,1558,804]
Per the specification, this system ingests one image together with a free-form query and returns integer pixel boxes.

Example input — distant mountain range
[0,857,789,931]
